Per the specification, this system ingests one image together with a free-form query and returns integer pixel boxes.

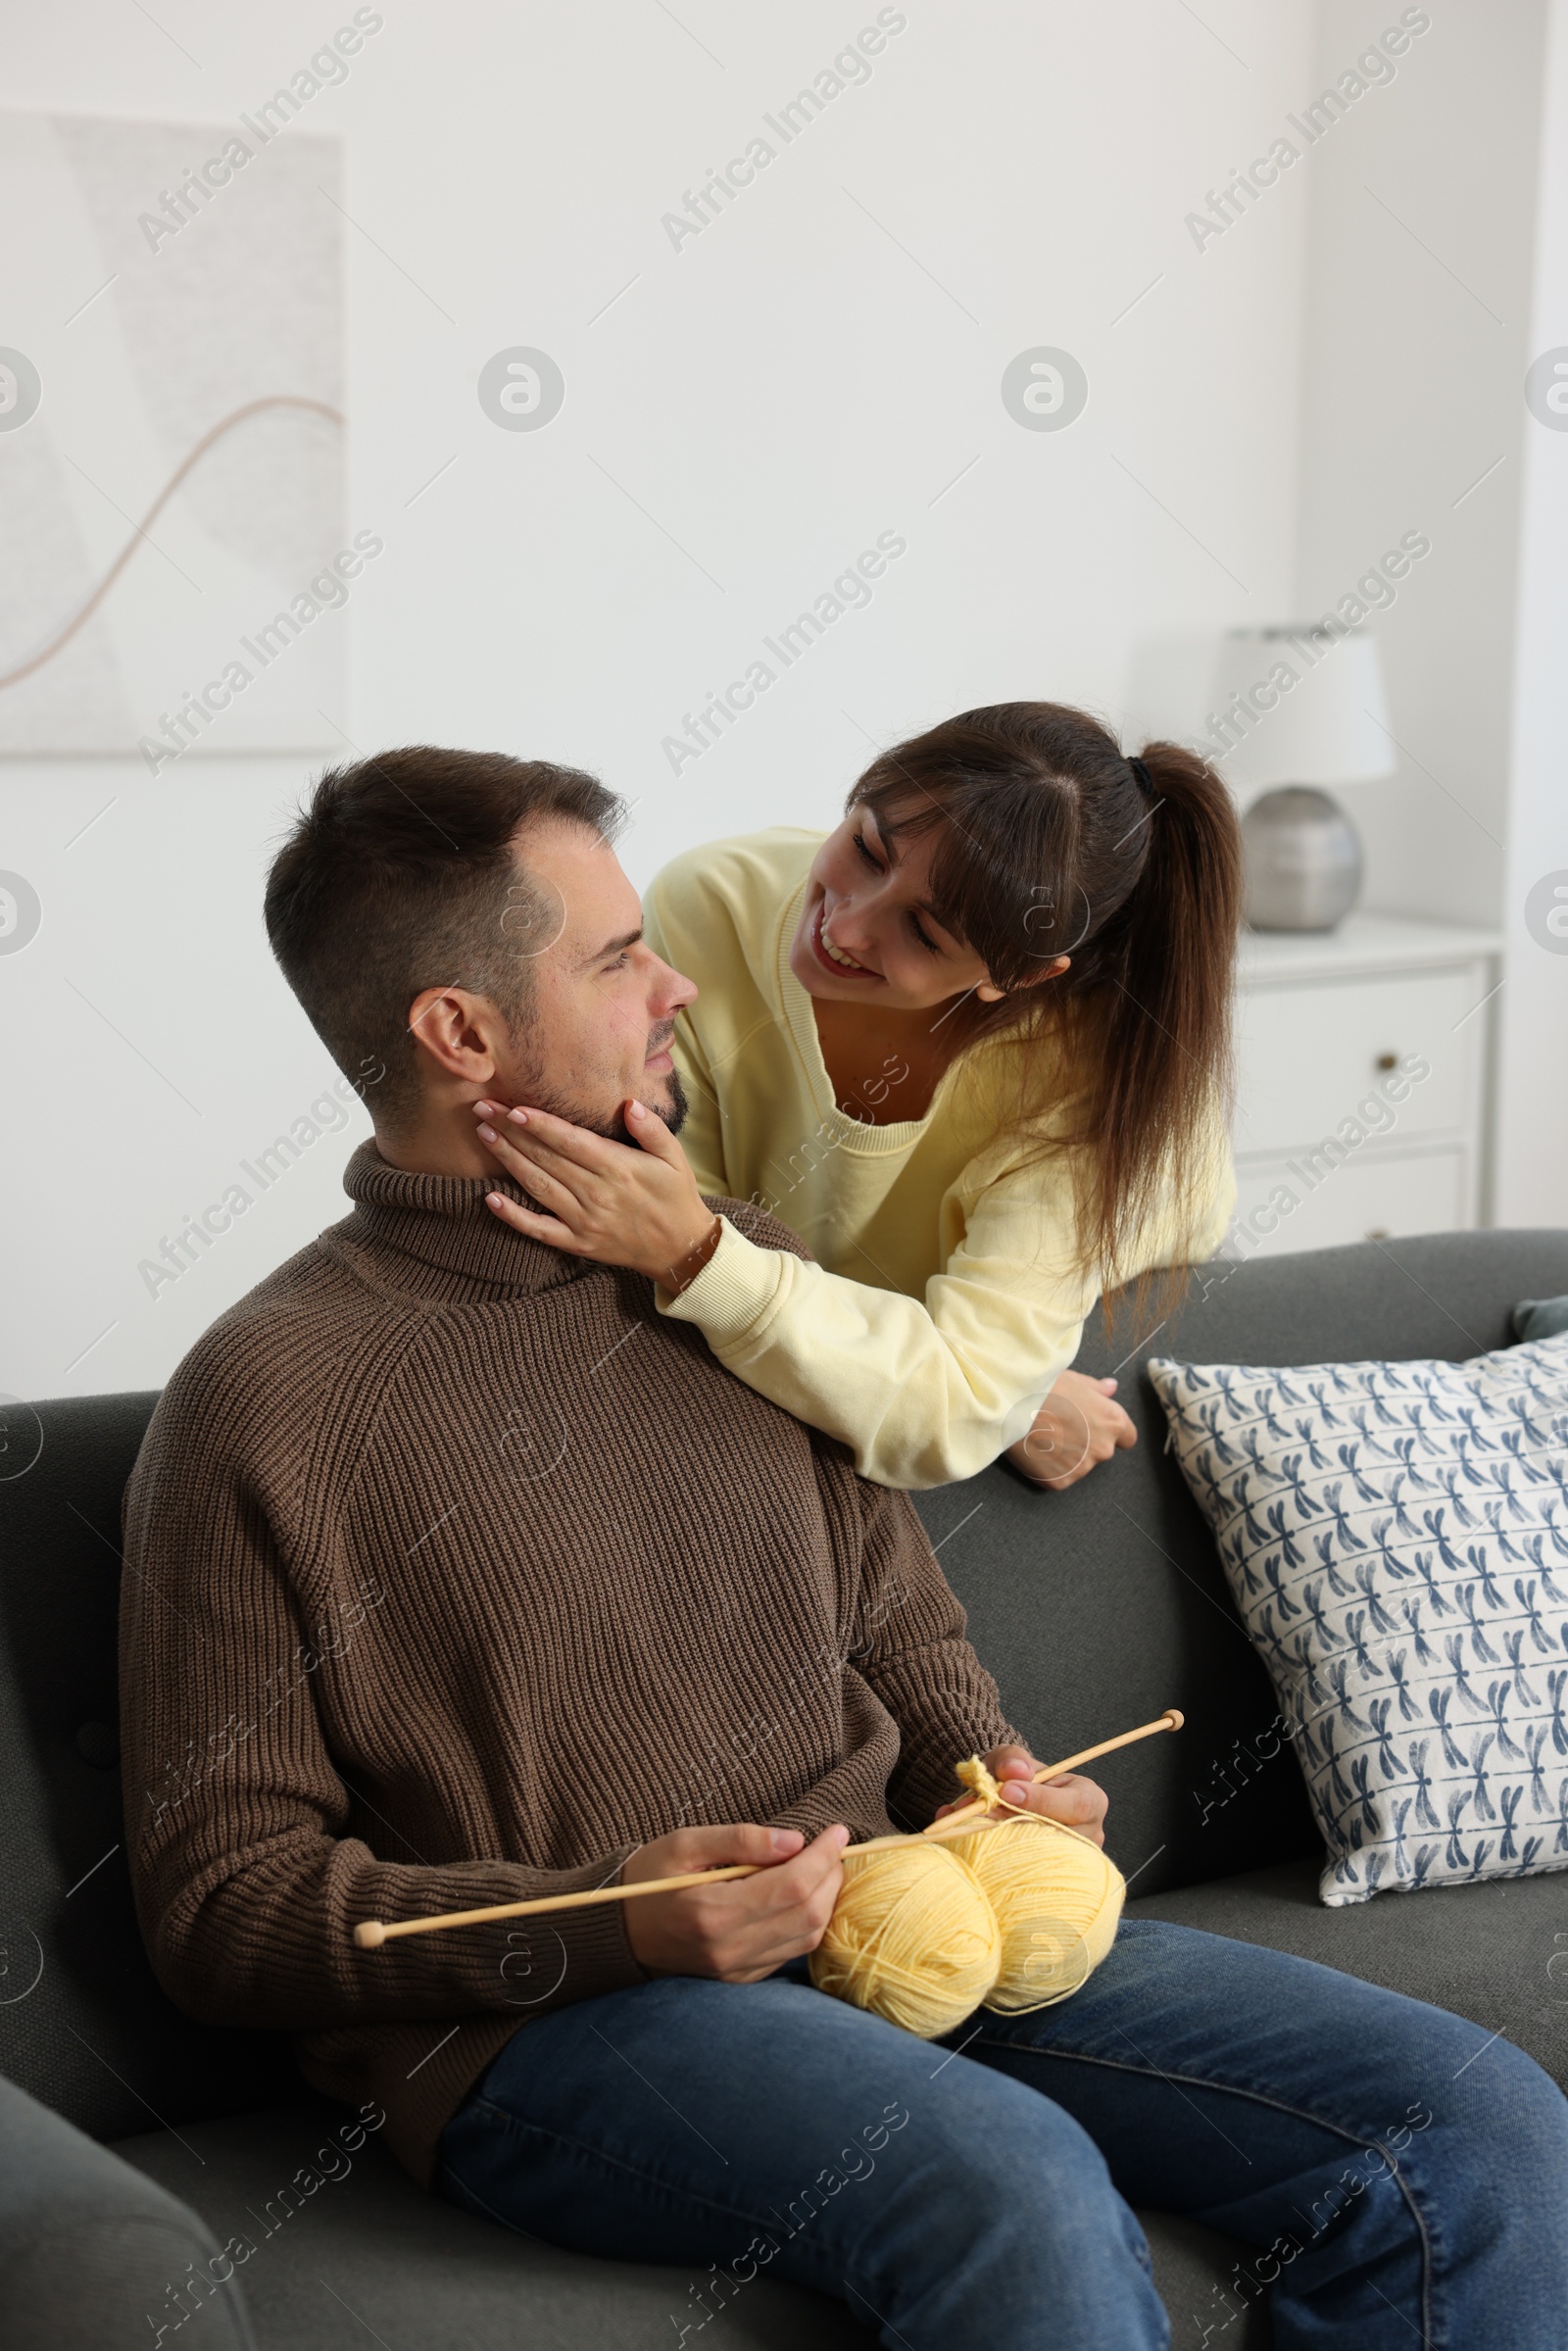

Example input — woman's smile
[810,899,878,980]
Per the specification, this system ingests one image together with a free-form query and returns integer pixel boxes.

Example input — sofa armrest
[0,2075,255,2349]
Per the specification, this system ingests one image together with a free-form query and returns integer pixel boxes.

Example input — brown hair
[851,703,1242,1288]
[265,745,621,1129]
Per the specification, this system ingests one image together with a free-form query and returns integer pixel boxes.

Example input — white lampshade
[1206,626,1396,790]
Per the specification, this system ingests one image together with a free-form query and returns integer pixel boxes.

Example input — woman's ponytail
[1081,739,1243,1281]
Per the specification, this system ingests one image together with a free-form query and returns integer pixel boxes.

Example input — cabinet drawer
[1235,966,1479,1157]
[1233,1147,1471,1256]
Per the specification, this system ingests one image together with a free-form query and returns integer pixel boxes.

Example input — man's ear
[406,985,509,1086]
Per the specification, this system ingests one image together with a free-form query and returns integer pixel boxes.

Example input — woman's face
[788,803,998,1012]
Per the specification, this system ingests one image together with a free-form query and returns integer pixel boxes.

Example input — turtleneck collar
[329,1140,587,1301]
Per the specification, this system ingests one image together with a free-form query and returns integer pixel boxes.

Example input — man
[122,746,1568,2351]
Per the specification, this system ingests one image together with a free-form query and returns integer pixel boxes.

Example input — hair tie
[1127,755,1154,801]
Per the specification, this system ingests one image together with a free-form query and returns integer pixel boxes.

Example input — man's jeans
[437,1918,1568,2348]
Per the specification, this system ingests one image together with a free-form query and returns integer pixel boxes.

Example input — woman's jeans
[437,1918,1568,2349]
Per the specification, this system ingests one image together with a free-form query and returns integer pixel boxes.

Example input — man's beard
[516,1065,689,1148]
[604,1067,688,1146]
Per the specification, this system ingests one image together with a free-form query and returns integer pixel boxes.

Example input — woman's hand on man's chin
[1005,1369,1138,1491]
[470,1098,720,1291]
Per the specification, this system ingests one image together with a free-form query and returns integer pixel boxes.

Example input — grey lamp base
[1242,786,1363,933]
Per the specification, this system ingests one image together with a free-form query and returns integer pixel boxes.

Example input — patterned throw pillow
[1147,1333,1568,1905]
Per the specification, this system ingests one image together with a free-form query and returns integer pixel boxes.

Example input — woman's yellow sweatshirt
[644,828,1234,1489]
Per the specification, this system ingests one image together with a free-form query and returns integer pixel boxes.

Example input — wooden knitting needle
[354,1799,1066,1946]
[911,1707,1185,1839]
[352,1707,1184,1949]
[352,1803,1022,1947]
[839,1709,1186,1858]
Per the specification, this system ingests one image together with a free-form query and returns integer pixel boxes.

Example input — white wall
[6,2,1561,1396]
[1495,0,1568,1225]
[0,757,376,1396]
[1293,0,1548,928]
[1,0,1321,1399]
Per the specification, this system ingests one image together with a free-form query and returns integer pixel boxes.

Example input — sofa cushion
[112,2099,1267,2350]
[1516,1296,1568,1342]
[0,2073,254,2350]
[1129,1855,1568,2092]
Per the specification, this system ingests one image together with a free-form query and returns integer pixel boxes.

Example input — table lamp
[1205,625,1396,931]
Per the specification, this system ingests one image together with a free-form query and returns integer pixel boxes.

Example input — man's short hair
[264,746,622,1128]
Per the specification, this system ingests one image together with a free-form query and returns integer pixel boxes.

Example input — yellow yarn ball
[948,1815,1125,2013]
[809,1839,1002,2038]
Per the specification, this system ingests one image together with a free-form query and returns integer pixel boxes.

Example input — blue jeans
[437,1919,1568,2349]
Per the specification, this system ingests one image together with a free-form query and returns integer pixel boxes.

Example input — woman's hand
[933,1744,1108,1847]
[1006,1369,1137,1491]
[472,1099,718,1287]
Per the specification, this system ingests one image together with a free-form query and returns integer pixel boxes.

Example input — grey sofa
[4,1229,1566,2349]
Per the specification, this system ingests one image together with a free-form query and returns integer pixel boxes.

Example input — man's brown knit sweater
[120,1145,1018,2187]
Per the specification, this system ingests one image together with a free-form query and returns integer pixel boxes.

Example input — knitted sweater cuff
[656,1216,786,1345]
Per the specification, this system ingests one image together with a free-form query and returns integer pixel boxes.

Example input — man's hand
[1007,1369,1137,1491]
[933,1744,1108,1847]
[621,1821,850,1981]
[472,1099,718,1289]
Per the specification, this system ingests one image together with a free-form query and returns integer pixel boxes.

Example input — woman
[473,702,1242,1490]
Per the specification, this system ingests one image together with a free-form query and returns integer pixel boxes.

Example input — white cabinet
[1228,915,1500,1259]
[1232,1147,1469,1252]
